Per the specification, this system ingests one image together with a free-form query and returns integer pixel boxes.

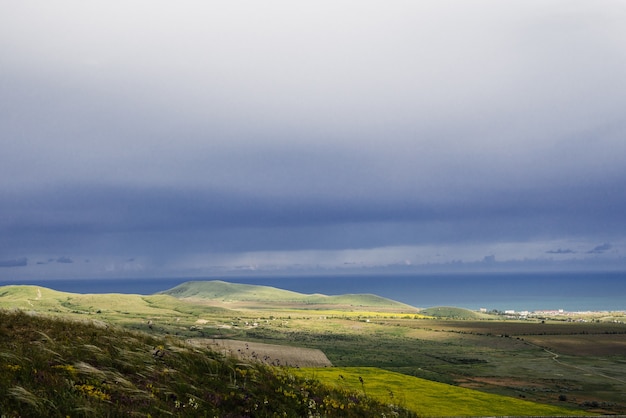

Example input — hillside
[419,306,487,319]
[160,280,306,300]
[0,309,417,417]
[159,280,419,311]
[0,284,230,319]
[0,281,419,314]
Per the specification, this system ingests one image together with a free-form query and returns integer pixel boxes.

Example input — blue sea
[2,272,625,312]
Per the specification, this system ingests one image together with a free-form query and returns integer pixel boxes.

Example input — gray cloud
[546,249,576,254]
[587,243,612,254]
[2,181,624,258]
[1,1,626,278]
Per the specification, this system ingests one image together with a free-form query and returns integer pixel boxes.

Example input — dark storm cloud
[2,178,625,258]
[1,1,626,276]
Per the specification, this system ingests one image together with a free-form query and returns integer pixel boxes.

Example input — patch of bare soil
[188,338,333,368]
[523,334,626,356]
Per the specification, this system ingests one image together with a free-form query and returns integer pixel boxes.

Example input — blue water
[2,272,625,312]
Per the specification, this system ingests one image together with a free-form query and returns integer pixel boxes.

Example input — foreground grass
[294,367,592,417]
[0,309,417,417]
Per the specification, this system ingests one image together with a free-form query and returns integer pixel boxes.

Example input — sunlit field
[294,367,592,417]
[2,281,625,415]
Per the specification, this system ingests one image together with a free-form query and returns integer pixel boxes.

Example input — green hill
[160,280,418,311]
[0,281,418,314]
[0,284,229,317]
[419,306,486,319]
[160,280,305,300]
[0,285,238,339]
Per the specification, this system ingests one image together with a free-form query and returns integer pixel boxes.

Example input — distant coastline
[2,271,625,313]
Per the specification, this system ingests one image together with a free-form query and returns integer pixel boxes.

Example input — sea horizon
[2,271,625,313]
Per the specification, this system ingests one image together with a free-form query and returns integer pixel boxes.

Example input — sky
[2,1,626,280]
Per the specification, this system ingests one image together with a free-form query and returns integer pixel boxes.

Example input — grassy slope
[0,285,240,340]
[295,367,591,417]
[160,280,419,310]
[419,306,488,319]
[160,280,306,300]
[0,310,417,418]
[0,285,230,318]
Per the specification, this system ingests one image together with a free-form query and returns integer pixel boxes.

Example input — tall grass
[0,309,417,417]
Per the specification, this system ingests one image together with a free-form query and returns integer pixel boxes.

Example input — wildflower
[52,364,77,377]
[74,384,111,401]
[188,397,199,409]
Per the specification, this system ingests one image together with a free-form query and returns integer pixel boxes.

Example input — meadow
[2,280,625,415]
[293,367,593,417]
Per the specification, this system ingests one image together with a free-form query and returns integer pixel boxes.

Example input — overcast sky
[2,1,626,280]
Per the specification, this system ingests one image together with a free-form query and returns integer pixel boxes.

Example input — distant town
[479,307,626,323]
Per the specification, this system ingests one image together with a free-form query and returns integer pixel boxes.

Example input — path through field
[526,340,626,385]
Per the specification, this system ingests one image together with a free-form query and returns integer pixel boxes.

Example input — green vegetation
[160,280,418,310]
[0,310,417,417]
[160,280,306,301]
[419,306,488,319]
[2,281,625,415]
[294,367,591,417]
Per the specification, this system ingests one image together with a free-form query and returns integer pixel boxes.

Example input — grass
[294,367,593,416]
[251,309,431,319]
[233,315,626,413]
[160,280,418,310]
[0,309,418,417]
[419,306,490,319]
[0,285,236,335]
[160,280,307,301]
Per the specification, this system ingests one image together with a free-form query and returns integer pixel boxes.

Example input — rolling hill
[419,306,488,319]
[159,280,420,311]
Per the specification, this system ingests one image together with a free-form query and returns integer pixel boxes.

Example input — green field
[2,280,625,415]
[294,367,591,417]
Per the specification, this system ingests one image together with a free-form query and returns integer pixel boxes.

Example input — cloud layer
[2,1,626,278]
